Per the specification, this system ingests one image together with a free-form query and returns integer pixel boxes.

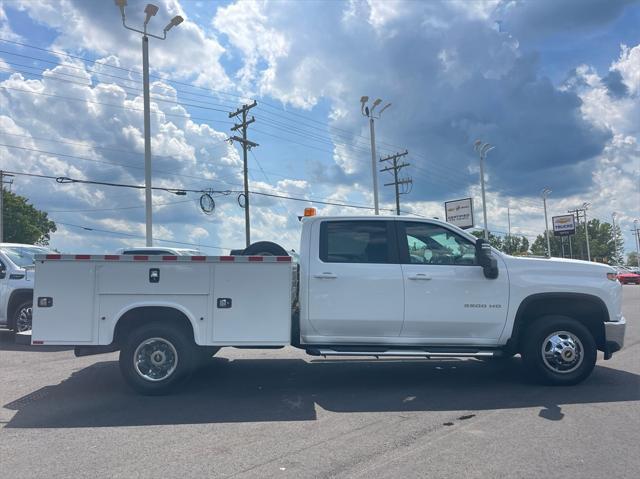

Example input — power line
[47,198,194,213]
[0,85,235,127]
[0,142,244,188]
[0,38,410,155]
[0,63,233,114]
[5,168,421,216]
[1,169,227,195]
[53,220,231,251]
[0,46,486,189]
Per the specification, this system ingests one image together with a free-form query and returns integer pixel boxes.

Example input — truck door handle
[408,274,432,281]
[314,273,337,279]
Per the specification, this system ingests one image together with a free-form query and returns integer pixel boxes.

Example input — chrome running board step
[306,348,500,358]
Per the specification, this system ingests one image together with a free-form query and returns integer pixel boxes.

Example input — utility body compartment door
[211,262,292,345]
[32,261,96,343]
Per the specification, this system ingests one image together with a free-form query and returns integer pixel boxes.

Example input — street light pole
[583,202,592,262]
[474,140,495,241]
[115,1,183,246]
[542,187,552,258]
[142,34,152,246]
[634,219,640,267]
[369,116,378,215]
[361,96,391,215]
[611,211,618,264]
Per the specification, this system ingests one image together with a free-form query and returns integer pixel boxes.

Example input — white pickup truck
[31,215,626,395]
[1,243,54,332]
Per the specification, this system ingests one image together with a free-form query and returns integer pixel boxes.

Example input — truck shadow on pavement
[0,330,71,353]
[4,355,639,428]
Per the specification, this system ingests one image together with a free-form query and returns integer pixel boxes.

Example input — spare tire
[242,241,289,256]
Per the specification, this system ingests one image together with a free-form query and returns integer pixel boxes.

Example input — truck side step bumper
[306,347,501,359]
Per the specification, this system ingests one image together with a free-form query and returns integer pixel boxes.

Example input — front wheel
[13,301,32,332]
[119,323,195,395]
[521,316,597,385]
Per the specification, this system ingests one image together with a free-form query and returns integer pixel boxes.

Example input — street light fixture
[474,140,495,240]
[361,96,392,215]
[115,1,183,246]
[542,187,552,258]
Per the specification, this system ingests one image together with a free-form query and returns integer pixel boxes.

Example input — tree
[2,189,57,245]
[531,218,621,264]
[471,230,503,250]
[627,251,639,267]
[470,230,529,255]
[502,235,530,255]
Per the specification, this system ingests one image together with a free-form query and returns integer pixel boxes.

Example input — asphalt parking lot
[0,287,638,479]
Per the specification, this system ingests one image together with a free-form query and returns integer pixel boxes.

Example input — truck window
[320,221,392,264]
[401,222,476,266]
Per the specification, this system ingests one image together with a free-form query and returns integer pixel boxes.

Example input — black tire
[521,315,597,386]
[119,323,196,395]
[12,300,33,332]
[242,241,288,256]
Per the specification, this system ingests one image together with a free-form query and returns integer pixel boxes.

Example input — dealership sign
[552,214,576,236]
[445,198,474,229]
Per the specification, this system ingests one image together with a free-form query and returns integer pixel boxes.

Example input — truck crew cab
[31,215,626,395]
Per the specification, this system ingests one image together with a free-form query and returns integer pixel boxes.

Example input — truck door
[398,221,509,343]
[307,219,404,339]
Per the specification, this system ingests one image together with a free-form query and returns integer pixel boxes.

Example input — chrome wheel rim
[133,338,178,382]
[16,306,32,332]
[541,330,583,374]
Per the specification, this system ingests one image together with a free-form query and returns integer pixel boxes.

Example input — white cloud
[13,0,231,90]
[1,0,638,258]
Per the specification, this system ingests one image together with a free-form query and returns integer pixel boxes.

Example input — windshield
[2,246,53,268]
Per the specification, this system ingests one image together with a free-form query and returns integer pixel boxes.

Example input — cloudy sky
[0,0,639,256]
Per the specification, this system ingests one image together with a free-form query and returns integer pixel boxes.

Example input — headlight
[607,272,618,281]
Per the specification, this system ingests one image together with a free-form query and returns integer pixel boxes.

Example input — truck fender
[507,292,608,353]
[108,301,201,345]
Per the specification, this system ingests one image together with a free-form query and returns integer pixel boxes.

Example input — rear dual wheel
[120,323,196,395]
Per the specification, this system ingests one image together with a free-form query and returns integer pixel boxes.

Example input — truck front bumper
[603,317,626,360]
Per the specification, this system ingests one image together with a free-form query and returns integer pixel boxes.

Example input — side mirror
[475,239,499,279]
[0,265,6,279]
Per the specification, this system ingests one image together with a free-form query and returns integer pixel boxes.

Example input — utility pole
[0,170,14,242]
[542,187,552,258]
[379,150,411,215]
[568,203,591,261]
[229,100,258,248]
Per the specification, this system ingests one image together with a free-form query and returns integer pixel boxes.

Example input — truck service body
[31,216,626,394]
